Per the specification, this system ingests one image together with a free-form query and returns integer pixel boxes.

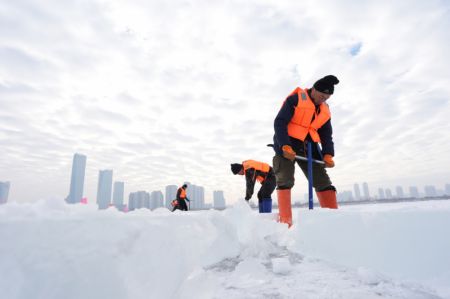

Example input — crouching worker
[172,184,190,212]
[230,160,276,213]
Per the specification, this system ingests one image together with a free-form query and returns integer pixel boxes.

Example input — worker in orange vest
[231,160,276,213]
[172,184,190,211]
[272,75,340,227]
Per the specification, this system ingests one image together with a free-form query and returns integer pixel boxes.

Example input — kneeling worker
[230,160,276,213]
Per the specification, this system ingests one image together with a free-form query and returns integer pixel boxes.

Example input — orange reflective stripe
[286,87,331,142]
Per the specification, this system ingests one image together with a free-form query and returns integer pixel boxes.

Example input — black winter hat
[313,75,339,95]
[230,163,243,175]
[182,184,187,188]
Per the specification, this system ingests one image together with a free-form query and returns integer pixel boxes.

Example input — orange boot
[316,190,338,209]
[277,189,292,227]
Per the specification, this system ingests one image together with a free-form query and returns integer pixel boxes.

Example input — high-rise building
[165,185,178,209]
[378,188,385,199]
[213,190,226,209]
[445,184,450,196]
[362,182,370,200]
[0,181,10,204]
[337,191,353,202]
[143,195,151,209]
[66,153,87,204]
[424,185,437,197]
[385,188,393,199]
[353,183,361,201]
[112,181,125,209]
[150,190,164,209]
[129,191,149,210]
[191,184,205,210]
[395,186,404,198]
[409,186,419,198]
[97,170,113,209]
[195,185,205,210]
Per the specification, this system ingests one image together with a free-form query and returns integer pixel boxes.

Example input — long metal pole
[307,142,314,210]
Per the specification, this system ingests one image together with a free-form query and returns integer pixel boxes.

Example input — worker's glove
[282,145,296,161]
[323,154,335,168]
[185,198,190,202]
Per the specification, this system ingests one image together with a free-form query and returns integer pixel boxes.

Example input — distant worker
[172,184,190,212]
[230,160,276,213]
[272,75,340,227]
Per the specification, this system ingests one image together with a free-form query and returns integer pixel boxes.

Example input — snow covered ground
[1,199,449,299]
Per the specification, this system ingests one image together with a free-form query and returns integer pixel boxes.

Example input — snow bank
[0,199,283,299]
[1,199,449,298]
[287,200,450,298]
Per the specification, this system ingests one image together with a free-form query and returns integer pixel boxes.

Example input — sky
[1,0,449,203]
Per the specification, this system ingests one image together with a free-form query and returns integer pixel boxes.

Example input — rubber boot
[261,198,272,213]
[277,189,292,227]
[316,190,338,209]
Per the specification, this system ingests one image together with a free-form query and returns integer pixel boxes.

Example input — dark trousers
[172,199,188,211]
[272,154,332,190]
[257,174,276,201]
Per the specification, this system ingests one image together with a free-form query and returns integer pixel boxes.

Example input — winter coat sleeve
[244,168,256,200]
[317,119,335,156]
[176,188,182,200]
[274,94,298,147]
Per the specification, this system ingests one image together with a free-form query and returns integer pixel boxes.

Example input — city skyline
[2,152,449,206]
[335,182,450,202]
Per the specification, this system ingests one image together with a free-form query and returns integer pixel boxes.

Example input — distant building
[409,186,419,198]
[112,181,125,210]
[193,185,205,210]
[445,184,450,196]
[143,195,151,209]
[337,190,353,202]
[0,181,10,204]
[424,185,437,197]
[395,186,404,198]
[150,190,164,209]
[378,188,385,199]
[97,170,113,209]
[362,182,370,200]
[128,191,150,211]
[66,153,87,204]
[385,188,393,199]
[165,185,178,209]
[213,190,226,209]
[184,182,205,210]
[353,183,361,201]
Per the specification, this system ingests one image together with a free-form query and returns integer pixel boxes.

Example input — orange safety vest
[179,188,186,199]
[286,87,331,143]
[242,160,271,183]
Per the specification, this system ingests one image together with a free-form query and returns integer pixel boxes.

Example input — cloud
[1,0,450,203]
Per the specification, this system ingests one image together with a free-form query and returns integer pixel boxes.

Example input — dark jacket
[244,167,274,200]
[273,90,334,159]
